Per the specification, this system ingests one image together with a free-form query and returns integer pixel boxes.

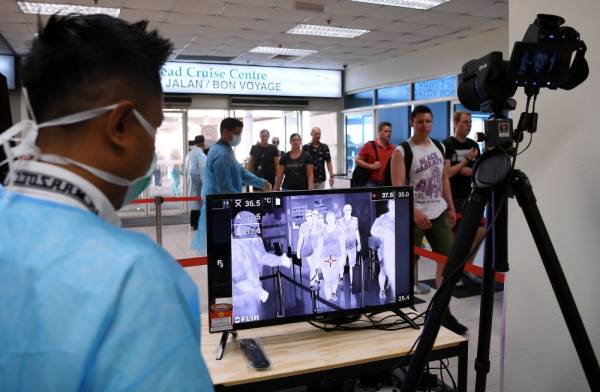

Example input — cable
[439,359,446,389]
[440,358,457,391]
[517,132,533,155]
[307,311,426,333]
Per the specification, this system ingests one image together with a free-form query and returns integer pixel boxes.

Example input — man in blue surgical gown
[0,14,213,391]
[192,117,271,254]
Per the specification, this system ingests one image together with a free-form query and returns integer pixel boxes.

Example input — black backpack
[351,141,379,188]
[382,139,444,186]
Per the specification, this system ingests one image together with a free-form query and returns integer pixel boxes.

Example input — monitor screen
[206,187,414,332]
[507,42,571,87]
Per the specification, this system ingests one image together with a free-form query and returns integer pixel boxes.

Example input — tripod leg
[511,170,600,389]
[474,191,504,391]
[402,187,490,392]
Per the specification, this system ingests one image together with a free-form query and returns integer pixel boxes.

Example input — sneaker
[379,289,386,299]
[442,312,468,335]
[461,272,482,288]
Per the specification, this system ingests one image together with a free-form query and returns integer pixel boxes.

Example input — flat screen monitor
[206,186,414,333]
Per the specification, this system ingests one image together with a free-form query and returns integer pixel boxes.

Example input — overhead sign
[414,75,457,100]
[160,62,342,98]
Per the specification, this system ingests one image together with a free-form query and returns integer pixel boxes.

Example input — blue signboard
[414,75,457,100]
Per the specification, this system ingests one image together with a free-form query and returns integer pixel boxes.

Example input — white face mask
[0,90,157,209]
[230,133,242,147]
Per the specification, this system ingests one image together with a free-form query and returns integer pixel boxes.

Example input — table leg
[457,340,469,392]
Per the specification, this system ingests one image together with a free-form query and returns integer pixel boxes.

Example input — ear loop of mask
[41,154,133,187]
[0,87,118,192]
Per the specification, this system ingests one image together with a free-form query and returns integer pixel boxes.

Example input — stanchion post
[154,196,164,246]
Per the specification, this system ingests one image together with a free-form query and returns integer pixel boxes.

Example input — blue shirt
[0,189,213,391]
[192,140,264,254]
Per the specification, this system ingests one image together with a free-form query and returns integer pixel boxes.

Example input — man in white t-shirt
[389,105,467,335]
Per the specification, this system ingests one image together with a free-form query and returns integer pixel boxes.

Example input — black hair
[410,105,433,121]
[289,133,301,142]
[220,117,243,132]
[194,135,205,145]
[378,121,392,131]
[23,14,173,122]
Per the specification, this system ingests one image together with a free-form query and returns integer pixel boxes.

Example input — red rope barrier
[178,256,207,267]
[414,246,505,284]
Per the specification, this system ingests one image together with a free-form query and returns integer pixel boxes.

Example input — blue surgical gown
[186,146,207,210]
[0,191,214,391]
[192,140,264,254]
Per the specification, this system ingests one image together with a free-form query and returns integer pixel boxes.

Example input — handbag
[351,141,379,188]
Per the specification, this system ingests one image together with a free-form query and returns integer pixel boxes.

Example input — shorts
[413,212,453,267]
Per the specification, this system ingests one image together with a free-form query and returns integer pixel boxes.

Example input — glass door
[149,110,186,215]
[302,111,339,175]
[119,110,187,218]
[345,112,373,176]
[187,109,228,150]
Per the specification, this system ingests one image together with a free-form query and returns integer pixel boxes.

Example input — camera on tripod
[402,15,599,392]
[457,14,589,150]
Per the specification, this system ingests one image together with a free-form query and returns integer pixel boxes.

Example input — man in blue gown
[0,14,213,391]
[192,118,271,254]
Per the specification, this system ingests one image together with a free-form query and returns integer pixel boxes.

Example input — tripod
[401,148,600,391]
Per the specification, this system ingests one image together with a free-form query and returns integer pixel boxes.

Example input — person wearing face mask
[192,117,272,254]
[0,14,213,391]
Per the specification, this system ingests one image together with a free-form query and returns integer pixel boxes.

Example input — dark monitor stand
[216,330,237,360]
[392,308,419,330]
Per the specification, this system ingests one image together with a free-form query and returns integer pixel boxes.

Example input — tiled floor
[128,223,504,392]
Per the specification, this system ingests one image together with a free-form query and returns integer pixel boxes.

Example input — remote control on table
[238,338,270,370]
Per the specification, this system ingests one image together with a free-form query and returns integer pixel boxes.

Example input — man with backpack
[389,105,467,335]
[354,121,395,187]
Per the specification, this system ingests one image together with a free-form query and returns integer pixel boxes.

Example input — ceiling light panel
[250,46,318,56]
[17,1,120,17]
[351,0,450,10]
[287,24,369,38]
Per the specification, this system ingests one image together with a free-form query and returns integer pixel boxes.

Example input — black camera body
[457,14,588,149]
[507,14,586,90]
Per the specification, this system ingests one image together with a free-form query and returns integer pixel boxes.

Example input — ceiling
[0,0,508,70]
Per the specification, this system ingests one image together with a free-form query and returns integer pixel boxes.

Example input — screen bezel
[206,186,414,332]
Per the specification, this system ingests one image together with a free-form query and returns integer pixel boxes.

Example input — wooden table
[201,314,468,391]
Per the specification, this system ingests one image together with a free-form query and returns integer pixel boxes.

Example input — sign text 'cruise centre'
[160,62,342,98]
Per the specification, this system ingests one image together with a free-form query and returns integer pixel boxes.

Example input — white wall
[504,1,600,391]
[344,27,508,92]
